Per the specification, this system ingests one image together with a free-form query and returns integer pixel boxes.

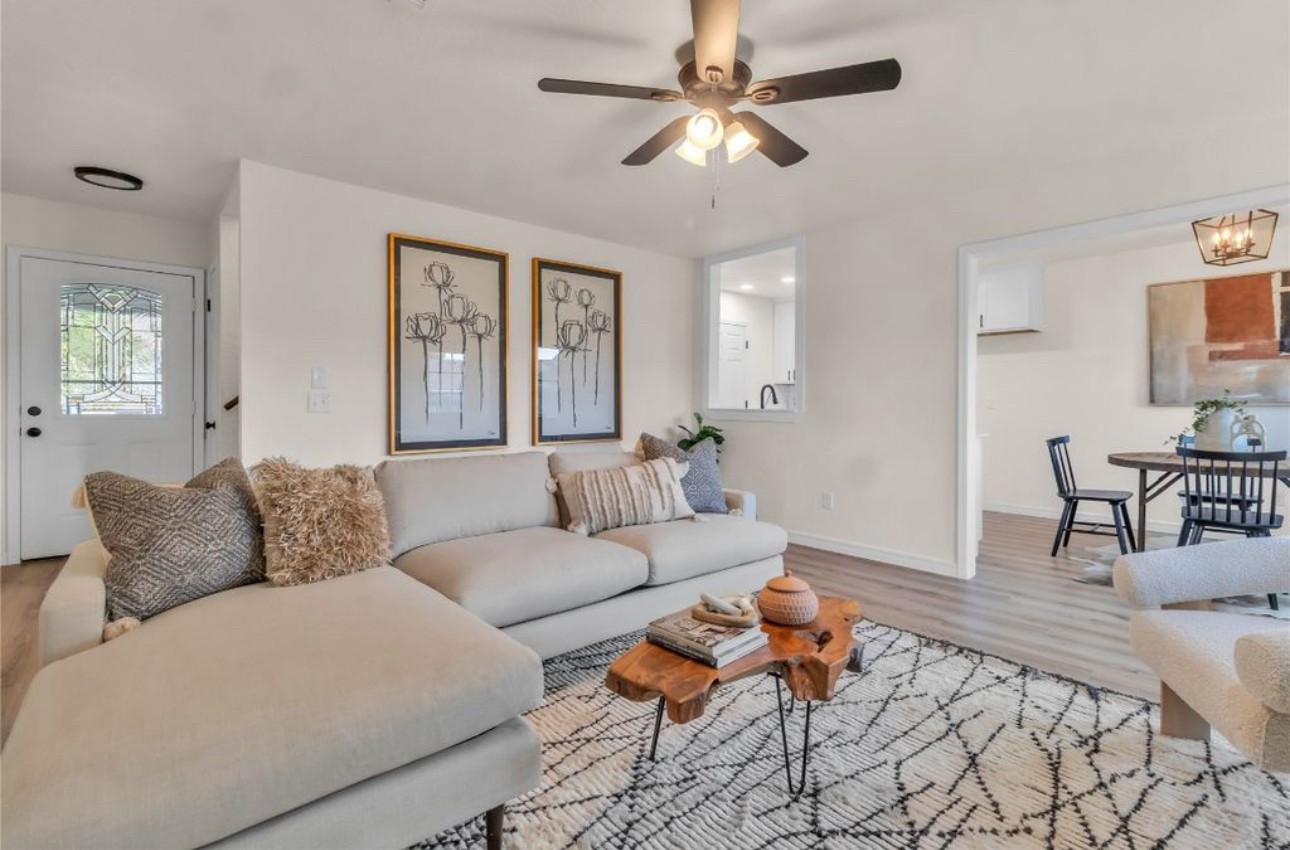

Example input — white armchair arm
[1235,629,1290,714]
[1112,537,1289,609]
[724,489,757,520]
[39,539,109,667]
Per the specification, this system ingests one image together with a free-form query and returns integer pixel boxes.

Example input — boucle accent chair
[1113,536,1290,772]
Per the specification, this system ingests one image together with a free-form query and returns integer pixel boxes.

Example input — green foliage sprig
[1167,390,1247,445]
[678,412,725,457]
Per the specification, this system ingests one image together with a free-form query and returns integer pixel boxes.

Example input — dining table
[1107,451,1290,552]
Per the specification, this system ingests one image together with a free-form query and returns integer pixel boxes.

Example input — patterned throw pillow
[85,458,265,622]
[556,457,695,536]
[252,458,391,586]
[638,433,728,514]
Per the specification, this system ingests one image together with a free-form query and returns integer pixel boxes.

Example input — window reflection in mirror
[706,241,800,415]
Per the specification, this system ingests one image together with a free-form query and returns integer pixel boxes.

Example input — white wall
[236,161,697,467]
[718,290,775,408]
[979,238,1290,534]
[1,193,213,562]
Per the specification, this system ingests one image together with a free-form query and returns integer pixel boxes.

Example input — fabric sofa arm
[724,489,757,520]
[39,538,109,667]
[1112,537,1290,609]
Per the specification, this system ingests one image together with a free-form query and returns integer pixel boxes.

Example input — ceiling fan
[537,0,901,168]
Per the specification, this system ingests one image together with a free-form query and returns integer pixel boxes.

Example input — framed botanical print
[388,233,508,454]
[532,258,622,444]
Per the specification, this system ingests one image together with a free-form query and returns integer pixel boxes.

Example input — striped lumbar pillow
[556,457,694,536]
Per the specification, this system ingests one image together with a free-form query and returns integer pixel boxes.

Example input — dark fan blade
[733,112,808,167]
[746,59,901,105]
[622,116,691,166]
[691,0,740,85]
[538,78,683,102]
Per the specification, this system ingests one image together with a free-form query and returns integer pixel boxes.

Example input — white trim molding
[701,234,805,424]
[787,530,959,578]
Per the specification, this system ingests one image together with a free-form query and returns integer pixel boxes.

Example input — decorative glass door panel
[60,284,164,415]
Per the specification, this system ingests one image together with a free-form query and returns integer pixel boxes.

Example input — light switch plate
[310,367,329,390]
[307,391,331,414]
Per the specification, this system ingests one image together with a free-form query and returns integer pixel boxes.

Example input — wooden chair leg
[1051,502,1072,557]
[1111,503,1129,555]
[485,805,504,850]
[1270,594,1281,611]
[1119,503,1137,551]
[1159,682,1209,741]
[1189,523,1204,545]
[1176,519,1192,548]
[1063,501,1079,547]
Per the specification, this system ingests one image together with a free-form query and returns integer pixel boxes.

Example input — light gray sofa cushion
[206,717,541,850]
[395,526,649,627]
[375,451,558,557]
[1,566,544,850]
[596,514,789,586]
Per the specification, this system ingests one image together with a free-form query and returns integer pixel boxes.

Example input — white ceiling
[3,0,1288,258]
[717,246,796,298]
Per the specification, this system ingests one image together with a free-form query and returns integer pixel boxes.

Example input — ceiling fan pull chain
[711,146,722,209]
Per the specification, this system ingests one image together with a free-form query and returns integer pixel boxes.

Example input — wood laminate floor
[0,512,1155,746]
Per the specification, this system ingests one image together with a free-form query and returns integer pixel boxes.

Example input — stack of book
[647,608,768,667]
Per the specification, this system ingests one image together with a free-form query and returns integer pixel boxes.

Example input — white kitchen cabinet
[978,262,1044,335]
[772,300,796,383]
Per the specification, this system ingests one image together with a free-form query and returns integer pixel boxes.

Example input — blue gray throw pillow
[639,433,728,514]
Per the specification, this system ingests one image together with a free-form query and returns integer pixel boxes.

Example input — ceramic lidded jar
[757,570,820,626]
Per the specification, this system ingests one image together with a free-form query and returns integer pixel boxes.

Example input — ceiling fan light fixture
[724,120,759,163]
[686,108,724,151]
[675,138,709,167]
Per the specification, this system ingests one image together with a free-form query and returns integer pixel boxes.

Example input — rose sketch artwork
[390,235,507,453]
[534,260,620,443]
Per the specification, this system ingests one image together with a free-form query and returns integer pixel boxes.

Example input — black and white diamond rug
[416,622,1289,849]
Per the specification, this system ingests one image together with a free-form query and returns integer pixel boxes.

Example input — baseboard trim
[787,531,960,578]
[983,502,1185,536]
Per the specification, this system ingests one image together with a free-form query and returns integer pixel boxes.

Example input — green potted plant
[1174,390,1247,451]
[678,412,725,459]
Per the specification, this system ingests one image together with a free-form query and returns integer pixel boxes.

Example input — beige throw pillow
[252,458,391,586]
[557,457,694,536]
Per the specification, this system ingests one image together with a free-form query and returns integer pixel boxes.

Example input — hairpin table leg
[648,696,665,760]
[775,675,813,797]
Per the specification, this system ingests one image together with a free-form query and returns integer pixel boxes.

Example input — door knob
[27,406,41,416]
[26,427,42,437]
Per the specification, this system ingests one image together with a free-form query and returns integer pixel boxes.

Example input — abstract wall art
[532,258,621,443]
[1148,270,1290,405]
[388,233,508,453]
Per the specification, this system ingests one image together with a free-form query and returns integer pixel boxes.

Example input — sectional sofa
[2,449,787,850]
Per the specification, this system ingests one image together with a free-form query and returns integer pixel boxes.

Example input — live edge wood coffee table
[605,594,863,796]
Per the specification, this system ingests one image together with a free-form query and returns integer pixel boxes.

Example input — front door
[16,254,199,559]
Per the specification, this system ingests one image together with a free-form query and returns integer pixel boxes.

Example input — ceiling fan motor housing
[679,59,752,102]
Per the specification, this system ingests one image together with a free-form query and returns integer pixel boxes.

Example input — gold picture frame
[388,233,509,454]
[532,258,622,445]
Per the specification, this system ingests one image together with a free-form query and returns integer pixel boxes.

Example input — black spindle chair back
[1177,447,1284,530]
[1046,436,1077,497]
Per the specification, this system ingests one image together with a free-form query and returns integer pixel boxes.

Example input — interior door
[716,321,749,409]
[17,255,199,559]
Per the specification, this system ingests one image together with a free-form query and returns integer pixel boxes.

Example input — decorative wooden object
[606,594,863,725]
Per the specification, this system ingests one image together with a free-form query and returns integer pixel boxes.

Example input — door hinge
[745,340,749,349]
[206,298,212,312]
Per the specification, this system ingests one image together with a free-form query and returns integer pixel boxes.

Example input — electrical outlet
[307,391,331,414]
[821,492,835,511]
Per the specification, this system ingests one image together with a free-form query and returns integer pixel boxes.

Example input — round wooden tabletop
[1108,451,1287,478]
[605,594,863,725]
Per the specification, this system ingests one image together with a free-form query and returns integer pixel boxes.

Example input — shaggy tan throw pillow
[252,458,391,586]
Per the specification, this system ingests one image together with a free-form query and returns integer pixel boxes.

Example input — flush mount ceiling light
[73,166,143,191]
[537,0,902,169]
[1192,210,1278,266]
